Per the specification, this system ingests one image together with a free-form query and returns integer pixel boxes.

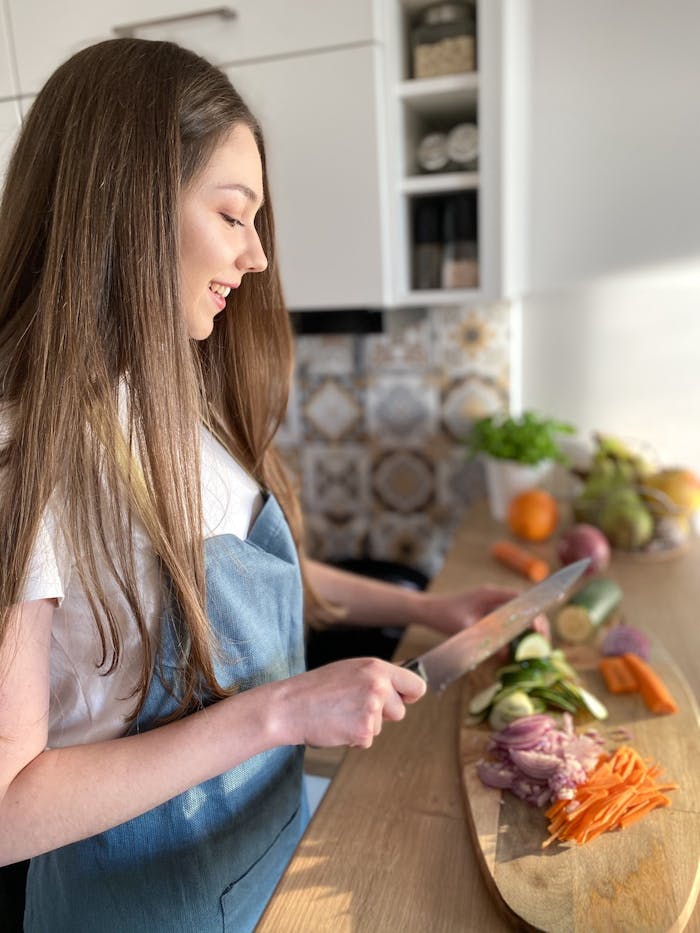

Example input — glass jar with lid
[411,2,476,79]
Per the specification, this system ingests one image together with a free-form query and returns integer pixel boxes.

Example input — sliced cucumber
[529,686,578,712]
[573,685,609,721]
[555,578,623,644]
[468,681,502,716]
[555,605,595,645]
[499,667,547,688]
[548,651,579,681]
[514,632,552,662]
[489,689,535,726]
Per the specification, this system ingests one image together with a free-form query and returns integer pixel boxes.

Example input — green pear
[598,488,654,550]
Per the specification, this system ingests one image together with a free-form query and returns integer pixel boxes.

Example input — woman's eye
[221,213,243,229]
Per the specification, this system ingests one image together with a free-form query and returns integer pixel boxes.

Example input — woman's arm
[0,599,424,866]
[306,559,525,636]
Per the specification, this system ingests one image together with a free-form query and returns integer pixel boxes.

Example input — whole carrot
[621,653,678,715]
[491,540,550,582]
[599,656,638,694]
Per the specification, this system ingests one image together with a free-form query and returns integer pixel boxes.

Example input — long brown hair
[0,38,314,721]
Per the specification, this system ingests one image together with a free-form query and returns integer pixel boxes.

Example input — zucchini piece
[529,687,579,713]
[468,681,502,716]
[548,651,579,681]
[555,578,623,644]
[514,632,552,661]
[499,667,546,688]
[488,690,535,730]
[570,684,610,720]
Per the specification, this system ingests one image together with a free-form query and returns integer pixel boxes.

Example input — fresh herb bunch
[467,411,575,465]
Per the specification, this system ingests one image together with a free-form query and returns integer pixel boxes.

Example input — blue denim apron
[25,494,308,933]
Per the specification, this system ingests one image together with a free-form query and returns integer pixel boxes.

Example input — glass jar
[446,122,479,170]
[411,2,476,79]
[441,194,478,289]
[416,131,449,173]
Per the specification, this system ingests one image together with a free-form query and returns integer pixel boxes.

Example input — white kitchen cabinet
[227,45,389,309]
[0,99,21,186]
[7,0,379,96]
[6,0,386,309]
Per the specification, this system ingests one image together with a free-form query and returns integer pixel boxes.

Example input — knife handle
[400,657,427,682]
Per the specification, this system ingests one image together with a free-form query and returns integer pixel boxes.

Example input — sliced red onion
[476,759,517,790]
[509,748,562,780]
[490,714,555,749]
[476,713,605,807]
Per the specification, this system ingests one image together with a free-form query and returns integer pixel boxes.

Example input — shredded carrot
[541,745,678,847]
[621,653,679,715]
[599,656,638,694]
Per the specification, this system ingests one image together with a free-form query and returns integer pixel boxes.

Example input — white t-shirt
[20,427,262,747]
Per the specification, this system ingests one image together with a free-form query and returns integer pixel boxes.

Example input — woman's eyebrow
[216,183,264,208]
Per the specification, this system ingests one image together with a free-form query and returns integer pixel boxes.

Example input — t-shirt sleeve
[22,511,68,606]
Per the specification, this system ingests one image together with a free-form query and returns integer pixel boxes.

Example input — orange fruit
[507,488,559,542]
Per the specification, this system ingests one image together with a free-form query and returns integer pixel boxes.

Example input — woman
[0,39,518,932]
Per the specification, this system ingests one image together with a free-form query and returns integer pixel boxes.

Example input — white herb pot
[483,457,555,522]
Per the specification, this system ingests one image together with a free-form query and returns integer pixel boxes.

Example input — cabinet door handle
[113,6,237,38]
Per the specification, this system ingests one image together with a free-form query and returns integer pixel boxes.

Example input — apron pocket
[219,801,305,933]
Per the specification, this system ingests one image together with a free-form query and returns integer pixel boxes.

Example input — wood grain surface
[459,639,700,932]
[258,500,700,933]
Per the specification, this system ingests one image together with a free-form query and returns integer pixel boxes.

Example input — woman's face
[179,124,268,340]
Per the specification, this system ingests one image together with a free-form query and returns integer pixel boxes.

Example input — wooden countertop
[258,499,700,932]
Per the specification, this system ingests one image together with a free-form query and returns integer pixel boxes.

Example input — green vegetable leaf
[465,410,575,465]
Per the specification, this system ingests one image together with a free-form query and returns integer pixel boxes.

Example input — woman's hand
[271,658,426,750]
[417,587,550,639]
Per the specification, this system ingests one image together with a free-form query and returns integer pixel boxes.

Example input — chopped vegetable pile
[542,744,677,847]
[476,713,605,807]
[599,652,678,714]
[469,632,609,729]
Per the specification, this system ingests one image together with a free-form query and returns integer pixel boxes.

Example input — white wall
[513,0,700,471]
[519,280,700,470]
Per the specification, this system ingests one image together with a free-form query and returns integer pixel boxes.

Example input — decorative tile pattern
[300,444,370,518]
[372,448,435,514]
[436,447,486,510]
[304,513,369,563]
[441,373,508,442]
[365,373,439,448]
[430,302,510,378]
[364,318,432,373]
[300,375,365,443]
[295,335,356,377]
[367,512,449,577]
[278,301,512,575]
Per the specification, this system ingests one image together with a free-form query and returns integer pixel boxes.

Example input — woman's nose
[238,228,268,274]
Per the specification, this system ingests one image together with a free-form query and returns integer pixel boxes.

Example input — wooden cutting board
[458,640,700,932]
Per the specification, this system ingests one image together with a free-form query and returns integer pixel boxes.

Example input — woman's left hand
[417,586,548,638]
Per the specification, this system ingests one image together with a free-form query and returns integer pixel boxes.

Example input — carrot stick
[491,540,550,582]
[541,745,677,847]
[599,656,639,694]
[621,653,679,714]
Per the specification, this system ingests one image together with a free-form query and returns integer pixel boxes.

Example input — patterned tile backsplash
[277,302,511,576]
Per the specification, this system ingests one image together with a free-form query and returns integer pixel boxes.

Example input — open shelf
[398,72,478,118]
[401,171,479,195]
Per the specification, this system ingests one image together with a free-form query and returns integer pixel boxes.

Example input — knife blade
[402,558,590,692]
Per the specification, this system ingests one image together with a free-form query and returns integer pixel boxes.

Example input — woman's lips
[209,288,227,311]
[208,280,238,312]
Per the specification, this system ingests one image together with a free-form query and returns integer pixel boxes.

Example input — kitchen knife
[402,558,590,692]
